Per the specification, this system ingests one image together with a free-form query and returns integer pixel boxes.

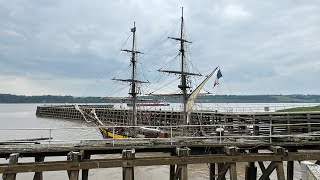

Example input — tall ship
[93,8,219,138]
[35,8,320,140]
[36,8,221,139]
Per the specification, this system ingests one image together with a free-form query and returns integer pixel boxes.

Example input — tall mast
[114,22,145,127]
[179,7,188,127]
[130,22,138,127]
[158,7,201,127]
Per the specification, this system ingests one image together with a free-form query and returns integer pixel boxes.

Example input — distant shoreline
[277,106,320,112]
[1,94,320,103]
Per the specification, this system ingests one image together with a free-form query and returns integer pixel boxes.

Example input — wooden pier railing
[1,140,320,180]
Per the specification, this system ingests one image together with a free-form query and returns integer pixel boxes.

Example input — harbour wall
[36,105,320,135]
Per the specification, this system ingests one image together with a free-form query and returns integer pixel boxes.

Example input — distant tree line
[0,94,320,103]
[0,94,106,103]
[195,95,320,103]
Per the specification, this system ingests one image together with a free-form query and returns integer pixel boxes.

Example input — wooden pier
[36,105,320,135]
[1,140,320,180]
[29,105,320,179]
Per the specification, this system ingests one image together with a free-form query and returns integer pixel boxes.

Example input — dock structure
[1,139,320,180]
[36,105,320,135]
[28,105,320,179]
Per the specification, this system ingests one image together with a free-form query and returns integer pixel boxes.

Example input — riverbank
[277,106,320,112]
[1,94,320,103]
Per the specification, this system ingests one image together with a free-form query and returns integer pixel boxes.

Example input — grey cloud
[0,0,319,96]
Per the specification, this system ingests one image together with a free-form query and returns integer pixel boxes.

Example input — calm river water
[1,103,316,179]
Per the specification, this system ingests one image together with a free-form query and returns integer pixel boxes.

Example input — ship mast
[179,7,188,127]
[159,8,201,127]
[130,22,138,127]
[113,22,145,127]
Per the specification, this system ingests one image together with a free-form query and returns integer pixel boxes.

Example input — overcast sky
[0,0,319,96]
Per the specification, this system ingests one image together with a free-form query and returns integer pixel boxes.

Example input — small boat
[127,102,170,107]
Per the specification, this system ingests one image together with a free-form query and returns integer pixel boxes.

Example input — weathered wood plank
[80,150,90,180]
[122,149,135,180]
[33,156,45,180]
[2,153,19,180]
[258,162,270,180]
[223,146,239,156]
[67,152,80,180]
[229,163,237,180]
[1,152,320,173]
[287,161,294,180]
[275,161,285,180]
[259,162,277,180]
[210,163,215,180]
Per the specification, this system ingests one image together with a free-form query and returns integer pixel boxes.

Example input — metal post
[49,129,52,145]
[170,126,173,145]
[269,123,272,143]
[219,125,222,144]
[113,126,115,147]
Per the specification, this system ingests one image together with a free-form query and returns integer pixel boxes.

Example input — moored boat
[83,8,220,139]
[127,102,170,107]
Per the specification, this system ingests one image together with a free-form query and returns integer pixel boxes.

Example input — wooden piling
[245,162,257,180]
[81,150,90,180]
[2,141,320,179]
[258,162,270,180]
[229,163,237,180]
[209,163,215,180]
[287,161,294,180]
[259,161,285,180]
[67,151,80,180]
[217,163,226,180]
[245,149,257,180]
[2,153,19,180]
[174,147,190,180]
[170,151,176,180]
[275,162,285,180]
[33,156,45,180]
[122,149,135,180]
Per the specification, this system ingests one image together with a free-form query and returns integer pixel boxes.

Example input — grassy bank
[277,106,320,112]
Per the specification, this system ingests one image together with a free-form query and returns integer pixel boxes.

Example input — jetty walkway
[36,104,320,135]
[1,125,320,180]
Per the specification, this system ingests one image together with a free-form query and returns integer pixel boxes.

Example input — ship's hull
[98,127,130,138]
[98,127,167,139]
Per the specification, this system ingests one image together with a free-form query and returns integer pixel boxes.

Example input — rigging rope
[81,34,132,97]
[140,18,180,57]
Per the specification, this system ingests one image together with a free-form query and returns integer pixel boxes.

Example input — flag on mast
[214,69,223,88]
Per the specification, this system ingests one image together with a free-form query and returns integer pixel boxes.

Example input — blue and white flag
[214,69,223,88]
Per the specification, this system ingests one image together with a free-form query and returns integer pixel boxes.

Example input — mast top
[131,22,136,32]
[181,7,184,19]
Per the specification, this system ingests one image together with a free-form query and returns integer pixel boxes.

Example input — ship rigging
[86,7,220,138]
